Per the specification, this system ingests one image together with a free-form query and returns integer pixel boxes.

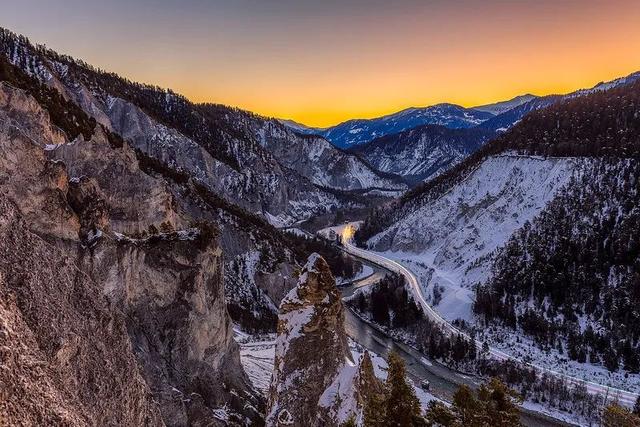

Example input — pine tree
[452,385,485,426]
[477,378,522,427]
[424,400,455,426]
[602,404,640,427]
[481,341,490,357]
[341,414,357,427]
[604,348,620,372]
[424,378,522,427]
[360,352,386,427]
[363,388,386,427]
[469,337,477,360]
[384,352,421,426]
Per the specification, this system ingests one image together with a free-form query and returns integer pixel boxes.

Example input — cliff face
[0,83,163,426]
[85,232,260,425]
[0,81,261,425]
[266,254,381,427]
[1,33,330,333]
[0,193,164,427]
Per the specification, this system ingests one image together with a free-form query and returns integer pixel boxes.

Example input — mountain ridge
[353,76,640,393]
[292,103,494,149]
[349,124,495,185]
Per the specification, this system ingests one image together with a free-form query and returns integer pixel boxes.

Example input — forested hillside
[475,159,640,372]
[355,78,640,245]
[491,79,640,157]
[471,80,640,370]
[355,74,640,379]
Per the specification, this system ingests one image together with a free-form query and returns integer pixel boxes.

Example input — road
[340,267,573,427]
[334,222,639,408]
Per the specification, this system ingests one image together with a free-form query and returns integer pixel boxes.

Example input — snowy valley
[1,18,640,427]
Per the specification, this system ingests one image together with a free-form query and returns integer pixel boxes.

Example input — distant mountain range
[280,72,640,185]
[350,124,495,185]
[283,72,640,149]
[282,104,493,149]
[472,93,538,115]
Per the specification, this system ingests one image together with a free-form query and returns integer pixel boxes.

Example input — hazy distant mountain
[472,94,538,115]
[350,125,495,185]
[277,118,322,135]
[477,95,562,133]
[301,104,493,149]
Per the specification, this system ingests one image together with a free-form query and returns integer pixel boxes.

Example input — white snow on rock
[318,357,360,423]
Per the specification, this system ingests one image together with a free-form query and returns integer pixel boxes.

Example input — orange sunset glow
[5,0,640,126]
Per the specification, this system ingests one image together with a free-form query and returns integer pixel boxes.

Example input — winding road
[341,283,569,427]
[331,222,639,409]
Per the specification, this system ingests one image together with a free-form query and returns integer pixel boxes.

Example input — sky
[4,0,640,127]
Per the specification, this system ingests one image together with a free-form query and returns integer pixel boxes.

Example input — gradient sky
[4,0,640,126]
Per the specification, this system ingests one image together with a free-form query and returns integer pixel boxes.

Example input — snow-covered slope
[318,104,494,149]
[367,154,580,322]
[252,120,407,193]
[351,125,495,185]
[472,94,538,115]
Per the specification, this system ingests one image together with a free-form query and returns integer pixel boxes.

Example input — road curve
[338,225,639,407]
[341,280,573,427]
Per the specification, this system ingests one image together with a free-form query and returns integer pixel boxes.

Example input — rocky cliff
[266,254,381,426]
[0,77,261,425]
[0,29,367,336]
[0,82,164,426]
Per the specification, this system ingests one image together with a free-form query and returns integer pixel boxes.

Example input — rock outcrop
[0,197,165,426]
[0,77,261,425]
[266,254,382,426]
[0,82,164,425]
[86,233,261,426]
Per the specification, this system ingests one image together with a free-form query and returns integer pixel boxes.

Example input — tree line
[343,352,523,427]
